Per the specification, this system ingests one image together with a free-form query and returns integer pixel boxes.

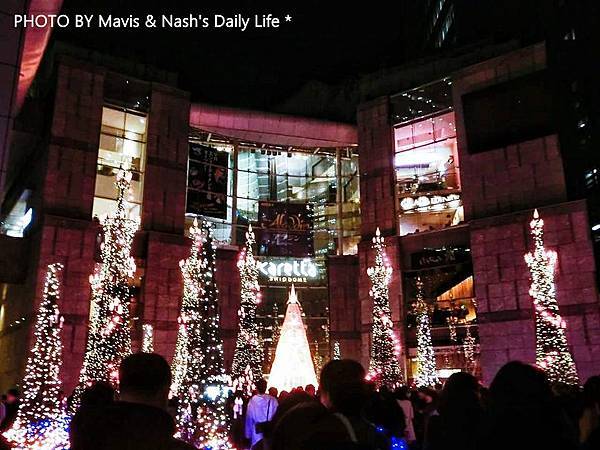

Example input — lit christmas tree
[175,219,232,449]
[268,285,318,392]
[231,224,263,390]
[169,321,189,399]
[414,277,438,387]
[142,324,154,353]
[524,209,579,386]
[332,341,342,360]
[366,228,402,388]
[75,168,139,400]
[3,263,69,449]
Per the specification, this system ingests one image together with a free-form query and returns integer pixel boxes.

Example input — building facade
[1,39,600,392]
[0,45,358,392]
[346,42,600,384]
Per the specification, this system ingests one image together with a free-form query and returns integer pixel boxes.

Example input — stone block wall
[328,255,361,361]
[472,202,600,384]
[357,97,397,237]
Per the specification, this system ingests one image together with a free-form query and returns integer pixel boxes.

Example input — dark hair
[483,361,574,450]
[119,353,171,395]
[438,372,480,415]
[7,388,20,397]
[80,381,115,408]
[320,359,367,416]
[395,385,410,400]
[583,375,600,408]
[256,378,268,394]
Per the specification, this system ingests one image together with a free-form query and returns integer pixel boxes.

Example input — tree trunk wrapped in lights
[170,322,189,399]
[3,263,69,449]
[366,228,403,388]
[175,219,233,449]
[524,209,579,386]
[268,285,318,392]
[75,168,139,401]
[231,224,263,390]
[414,277,439,388]
[142,324,154,353]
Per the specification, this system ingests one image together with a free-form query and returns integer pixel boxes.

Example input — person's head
[256,378,268,395]
[279,390,289,401]
[6,388,20,403]
[583,375,600,409]
[119,353,171,409]
[268,387,278,398]
[394,385,410,400]
[80,381,115,408]
[438,372,481,417]
[489,361,553,409]
[417,386,437,404]
[305,384,316,396]
[319,359,367,417]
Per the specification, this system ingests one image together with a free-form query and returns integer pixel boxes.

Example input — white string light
[230,224,263,393]
[73,167,139,406]
[174,219,233,449]
[3,263,69,449]
[414,277,439,387]
[524,209,579,386]
[366,228,403,388]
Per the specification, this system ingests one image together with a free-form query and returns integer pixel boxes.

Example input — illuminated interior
[92,106,147,220]
[393,81,464,236]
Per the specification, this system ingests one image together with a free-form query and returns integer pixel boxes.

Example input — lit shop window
[92,107,147,220]
[394,111,463,236]
[0,190,33,237]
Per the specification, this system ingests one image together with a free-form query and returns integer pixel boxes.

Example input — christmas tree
[175,219,232,449]
[142,324,154,353]
[231,224,263,390]
[75,168,139,399]
[366,228,403,388]
[3,263,69,449]
[169,321,189,399]
[268,285,318,392]
[524,209,579,386]
[414,277,438,387]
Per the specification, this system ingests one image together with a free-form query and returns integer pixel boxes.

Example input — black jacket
[70,401,195,450]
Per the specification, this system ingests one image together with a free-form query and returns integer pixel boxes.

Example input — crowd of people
[0,355,599,449]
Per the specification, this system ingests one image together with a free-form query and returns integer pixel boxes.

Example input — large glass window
[403,248,479,381]
[92,106,147,219]
[393,81,463,236]
[186,139,360,256]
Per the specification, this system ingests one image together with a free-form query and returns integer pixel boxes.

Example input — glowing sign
[257,258,322,284]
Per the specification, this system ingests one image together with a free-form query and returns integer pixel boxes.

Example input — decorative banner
[411,247,470,270]
[258,202,313,257]
[257,257,325,285]
[186,143,229,219]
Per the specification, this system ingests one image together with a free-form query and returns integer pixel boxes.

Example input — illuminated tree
[3,263,69,449]
[169,322,188,399]
[175,220,232,449]
[231,224,263,390]
[75,168,139,400]
[142,324,154,353]
[525,209,579,386]
[414,277,439,387]
[268,285,318,392]
[366,228,403,388]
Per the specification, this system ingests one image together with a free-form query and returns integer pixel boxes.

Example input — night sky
[55,0,408,116]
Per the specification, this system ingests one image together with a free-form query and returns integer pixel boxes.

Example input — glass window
[395,108,462,235]
[92,106,147,220]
